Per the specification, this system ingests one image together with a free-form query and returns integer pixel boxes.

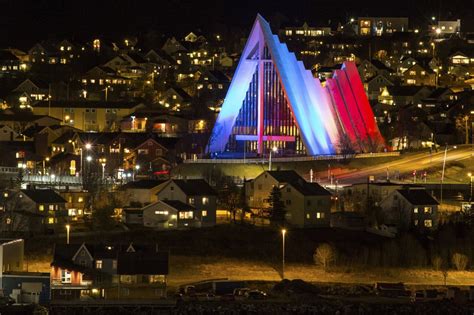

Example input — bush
[432,255,443,271]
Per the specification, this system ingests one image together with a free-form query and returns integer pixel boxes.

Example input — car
[245,290,267,300]
[233,287,250,299]
[195,293,216,301]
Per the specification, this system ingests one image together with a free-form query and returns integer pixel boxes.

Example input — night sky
[0,0,473,47]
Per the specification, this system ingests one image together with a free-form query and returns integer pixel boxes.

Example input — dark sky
[0,0,472,47]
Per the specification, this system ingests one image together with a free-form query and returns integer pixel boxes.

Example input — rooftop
[397,189,439,205]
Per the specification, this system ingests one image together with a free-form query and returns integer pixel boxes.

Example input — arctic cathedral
[208,15,384,157]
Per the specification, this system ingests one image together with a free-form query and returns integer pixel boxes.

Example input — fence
[183,152,400,164]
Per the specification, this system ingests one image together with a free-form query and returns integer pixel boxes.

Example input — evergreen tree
[268,186,286,227]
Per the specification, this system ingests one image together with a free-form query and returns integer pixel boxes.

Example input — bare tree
[452,252,469,271]
[313,243,336,271]
[432,255,443,271]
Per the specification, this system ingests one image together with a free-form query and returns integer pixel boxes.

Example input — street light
[268,147,278,171]
[281,229,287,279]
[468,172,473,202]
[65,224,70,244]
[133,164,140,181]
[86,156,92,162]
[99,158,107,180]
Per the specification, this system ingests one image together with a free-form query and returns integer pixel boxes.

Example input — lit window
[414,220,419,226]
[306,213,310,219]
[316,212,325,219]
[48,217,55,224]
[112,260,117,269]
[78,197,84,203]
[188,198,195,205]
[49,205,55,211]
[202,210,207,217]
[155,210,169,215]
[61,270,71,283]
[39,205,44,211]
[413,207,418,213]
[424,207,432,213]
[96,260,102,269]
[202,197,209,205]
[179,211,193,219]
[424,220,433,227]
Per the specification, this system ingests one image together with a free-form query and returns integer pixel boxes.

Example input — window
[78,197,84,203]
[48,217,55,224]
[424,219,432,227]
[179,211,193,219]
[39,204,44,211]
[112,260,117,269]
[316,212,325,219]
[414,220,419,226]
[156,149,163,156]
[306,213,310,219]
[202,210,207,217]
[138,149,149,155]
[170,186,174,191]
[96,260,102,269]
[413,207,418,213]
[188,197,195,205]
[202,197,209,205]
[61,270,71,283]
[49,205,55,211]
[155,210,169,215]
[424,207,432,214]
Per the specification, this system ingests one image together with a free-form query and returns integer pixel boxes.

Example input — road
[318,145,474,185]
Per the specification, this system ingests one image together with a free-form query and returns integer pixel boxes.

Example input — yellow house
[32,100,144,132]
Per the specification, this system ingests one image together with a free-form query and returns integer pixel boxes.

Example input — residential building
[157,179,217,227]
[50,243,168,300]
[121,179,168,206]
[357,17,409,36]
[280,181,332,228]
[379,188,439,230]
[280,22,332,39]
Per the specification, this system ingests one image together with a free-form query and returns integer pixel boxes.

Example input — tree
[314,243,336,271]
[452,252,469,271]
[337,133,356,161]
[238,181,252,223]
[218,179,240,222]
[268,186,286,227]
[432,255,443,271]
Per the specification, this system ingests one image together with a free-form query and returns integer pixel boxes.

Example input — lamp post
[281,229,286,279]
[99,158,107,181]
[133,164,140,181]
[468,172,473,202]
[65,224,70,244]
[268,147,278,171]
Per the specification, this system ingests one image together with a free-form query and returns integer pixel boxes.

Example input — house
[402,63,436,86]
[129,200,200,229]
[0,189,68,233]
[59,190,89,220]
[358,59,394,82]
[379,188,439,230]
[245,170,305,210]
[378,85,432,106]
[366,74,394,101]
[0,50,28,75]
[121,179,168,206]
[32,100,145,132]
[0,124,19,141]
[0,239,50,304]
[157,179,217,227]
[280,180,332,228]
[50,243,168,300]
[158,87,192,111]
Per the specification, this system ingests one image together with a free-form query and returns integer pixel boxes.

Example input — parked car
[195,293,216,301]
[233,287,250,298]
[245,290,267,300]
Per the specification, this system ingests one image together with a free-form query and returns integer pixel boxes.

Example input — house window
[48,217,55,224]
[306,213,310,219]
[156,149,163,156]
[155,210,169,215]
[96,260,102,269]
[49,205,55,211]
[413,207,418,213]
[424,219,432,227]
[202,210,207,217]
[424,207,432,213]
[202,197,209,205]
[138,149,149,155]
[316,212,325,219]
[61,270,72,283]
[78,197,84,203]
[188,197,195,205]
[112,260,117,269]
[179,211,193,219]
[170,186,174,191]
[414,220,419,226]
[39,205,44,211]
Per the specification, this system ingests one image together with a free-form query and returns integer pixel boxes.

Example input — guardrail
[23,175,82,185]
[183,152,400,164]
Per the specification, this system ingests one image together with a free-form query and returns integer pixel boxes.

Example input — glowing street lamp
[268,147,278,171]
[65,224,70,244]
[281,229,287,279]
[99,158,107,180]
